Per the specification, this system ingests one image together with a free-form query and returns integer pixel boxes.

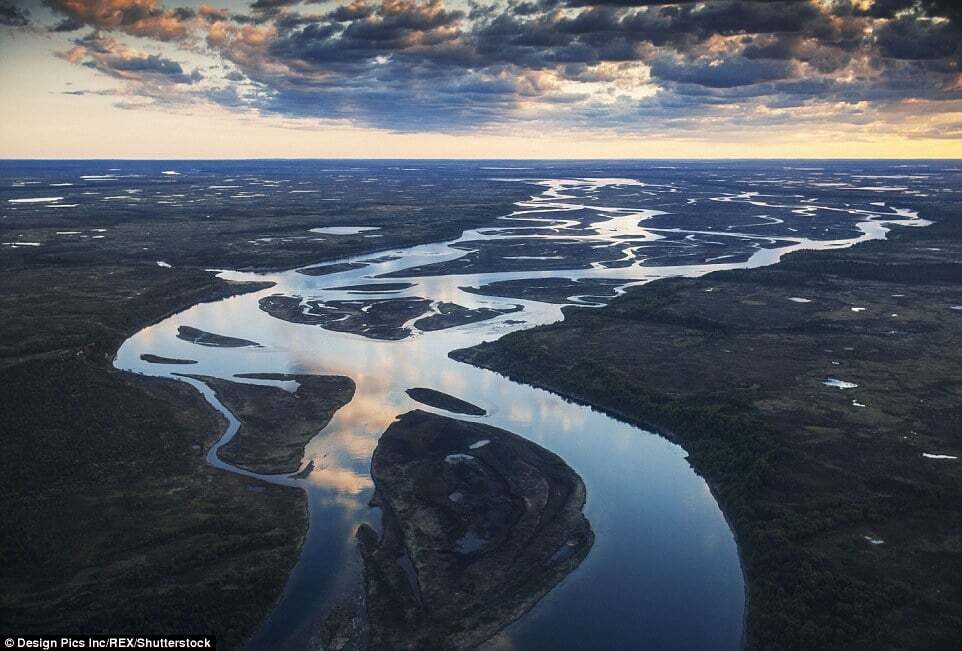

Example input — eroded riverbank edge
[452,213,962,649]
[0,271,317,648]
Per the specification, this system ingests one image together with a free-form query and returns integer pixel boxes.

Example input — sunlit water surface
[100,166,940,650]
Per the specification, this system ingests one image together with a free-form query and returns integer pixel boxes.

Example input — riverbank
[453,202,962,649]
[0,164,525,646]
[0,270,308,648]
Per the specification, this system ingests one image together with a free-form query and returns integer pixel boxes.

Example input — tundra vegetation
[454,198,962,649]
[0,161,523,645]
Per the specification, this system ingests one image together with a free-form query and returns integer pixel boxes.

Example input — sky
[1,0,961,158]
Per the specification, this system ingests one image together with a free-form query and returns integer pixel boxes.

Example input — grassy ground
[0,357,308,648]
[454,203,962,650]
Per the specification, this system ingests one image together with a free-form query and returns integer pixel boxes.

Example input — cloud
[59,33,201,84]
[43,0,197,40]
[649,56,797,88]
[36,0,962,138]
[875,15,961,61]
[251,0,305,10]
[1,2,29,26]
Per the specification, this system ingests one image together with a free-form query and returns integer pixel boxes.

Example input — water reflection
[112,171,932,650]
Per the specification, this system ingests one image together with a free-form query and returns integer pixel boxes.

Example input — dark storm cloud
[854,0,915,18]
[52,16,85,31]
[41,0,962,134]
[850,0,961,32]
[266,0,466,68]
[0,1,29,25]
[876,15,961,61]
[259,73,522,132]
[214,0,962,130]
[329,3,375,21]
[97,52,186,75]
[619,0,827,46]
[649,56,796,88]
[511,1,540,16]
[251,0,304,10]
[922,0,962,27]
[464,1,833,70]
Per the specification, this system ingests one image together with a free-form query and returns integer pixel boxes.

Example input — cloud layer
[9,0,962,138]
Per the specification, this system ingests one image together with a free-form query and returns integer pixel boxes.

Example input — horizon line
[3,156,962,162]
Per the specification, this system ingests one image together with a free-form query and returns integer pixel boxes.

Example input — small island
[405,387,486,416]
[176,325,261,348]
[140,354,197,365]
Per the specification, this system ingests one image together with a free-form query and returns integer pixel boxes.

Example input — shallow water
[97,164,941,649]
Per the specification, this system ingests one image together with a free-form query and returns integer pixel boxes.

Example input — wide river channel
[115,173,928,649]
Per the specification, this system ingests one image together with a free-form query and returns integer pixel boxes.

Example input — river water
[111,168,931,649]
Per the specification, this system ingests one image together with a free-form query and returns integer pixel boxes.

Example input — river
[114,170,929,649]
